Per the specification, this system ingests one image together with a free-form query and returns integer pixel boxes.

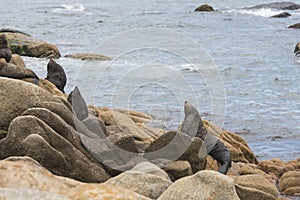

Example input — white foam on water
[52,3,85,13]
[225,8,283,18]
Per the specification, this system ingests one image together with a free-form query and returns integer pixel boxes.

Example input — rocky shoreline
[0,31,300,200]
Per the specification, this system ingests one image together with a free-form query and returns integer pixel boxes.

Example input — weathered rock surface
[131,161,171,180]
[195,4,214,12]
[9,54,26,67]
[204,120,258,164]
[163,160,193,181]
[0,62,38,80]
[1,115,110,183]
[0,29,61,58]
[0,77,61,130]
[234,174,279,200]
[0,156,150,200]
[69,184,151,200]
[158,170,240,200]
[258,158,300,177]
[65,53,111,61]
[279,171,300,196]
[106,167,172,199]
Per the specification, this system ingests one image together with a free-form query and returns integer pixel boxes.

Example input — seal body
[45,59,67,93]
[0,34,12,63]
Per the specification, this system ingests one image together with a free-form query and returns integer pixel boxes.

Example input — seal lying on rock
[0,34,12,63]
[180,101,231,174]
[0,62,39,82]
[67,86,88,121]
[46,59,67,93]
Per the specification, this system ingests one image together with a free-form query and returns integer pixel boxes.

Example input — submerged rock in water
[65,53,111,61]
[270,12,291,18]
[0,29,61,58]
[194,4,214,12]
[288,23,300,28]
[245,2,300,10]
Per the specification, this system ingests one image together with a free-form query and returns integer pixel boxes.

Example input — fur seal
[45,58,67,93]
[67,86,88,121]
[0,62,38,80]
[181,101,231,174]
[270,12,291,18]
[0,34,12,63]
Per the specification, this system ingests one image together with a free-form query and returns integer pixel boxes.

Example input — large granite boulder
[0,77,61,130]
[106,164,172,199]
[0,29,61,58]
[279,171,300,196]
[258,158,300,177]
[0,156,150,200]
[158,170,239,200]
[0,115,110,183]
[234,174,279,200]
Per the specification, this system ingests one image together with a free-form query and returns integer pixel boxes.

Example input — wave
[52,3,85,13]
[224,8,285,18]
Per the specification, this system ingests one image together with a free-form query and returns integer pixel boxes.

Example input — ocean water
[1,0,299,161]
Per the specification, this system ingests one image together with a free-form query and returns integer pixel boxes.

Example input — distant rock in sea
[270,12,291,18]
[194,4,214,12]
[245,2,300,10]
[288,23,300,28]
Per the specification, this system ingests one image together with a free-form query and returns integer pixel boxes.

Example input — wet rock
[67,86,88,120]
[288,23,300,28]
[279,171,300,196]
[270,12,291,18]
[195,4,214,12]
[158,170,240,200]
[245,2,300,10]
[69,184,151,200]
[0,29,61,58]
[163,160,193,181]
[65,53,111,61]
[234,174,279,200]
[9,54,26,67]
[0,115,110,183]
[106,167,172,199]
[294,42,300,55]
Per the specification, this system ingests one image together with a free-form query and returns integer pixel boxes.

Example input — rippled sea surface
[1,0,299,161]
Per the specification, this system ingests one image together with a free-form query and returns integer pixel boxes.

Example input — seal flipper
[45,58,67,93]
[68,86,88,121]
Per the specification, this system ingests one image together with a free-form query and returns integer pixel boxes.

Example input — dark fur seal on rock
[67,86,88,121]
[0,62,38,80]
[45,58,67,93]
[181,101,231,174]
[270,12,291,18]
[0,34,12,63]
